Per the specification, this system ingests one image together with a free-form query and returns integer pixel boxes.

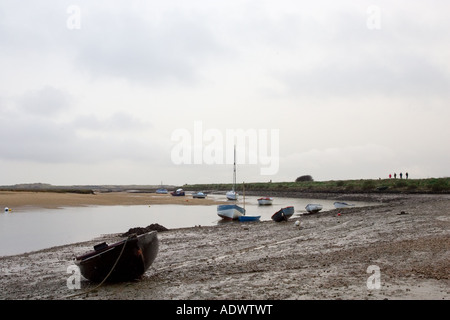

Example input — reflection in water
[0,195,377,256]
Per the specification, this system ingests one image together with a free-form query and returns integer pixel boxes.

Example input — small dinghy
[75,231,159,282]
[305,203,323,214]
[333,201,354,209]
[271,206,295,222]
[238,215,261,222]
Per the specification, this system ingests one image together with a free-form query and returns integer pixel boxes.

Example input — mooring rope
[63,235,132,299]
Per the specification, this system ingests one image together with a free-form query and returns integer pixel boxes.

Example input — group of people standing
[389,172,408,179]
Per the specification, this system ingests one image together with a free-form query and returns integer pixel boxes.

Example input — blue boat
[238,215,261,222]
[192,191,207,199]
[217,204,246,220]
[271,206,295,222]
[171,188,185,196]
[156,182,168,194]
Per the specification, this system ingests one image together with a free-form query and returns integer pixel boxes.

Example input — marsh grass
[183,177,450,194]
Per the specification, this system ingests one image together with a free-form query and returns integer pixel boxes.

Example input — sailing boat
[156,181,168,194]
[217,184,245,220]
[226,145,238,200]
[217,146,245,220]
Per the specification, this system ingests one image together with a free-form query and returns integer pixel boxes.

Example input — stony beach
[0,191,449,300]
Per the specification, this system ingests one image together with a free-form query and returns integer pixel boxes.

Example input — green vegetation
[0,183,95,194]
[0,187,95,194]
[2,178,448,195]
[183,177,450,194]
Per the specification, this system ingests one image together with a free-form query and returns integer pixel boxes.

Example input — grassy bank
[182,177,450,194]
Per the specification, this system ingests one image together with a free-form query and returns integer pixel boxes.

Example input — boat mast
[243,181,245,210]
[232,144,236,192]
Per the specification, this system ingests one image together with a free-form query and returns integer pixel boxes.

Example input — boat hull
[226,190,238,200]
[271,206,295,222]
[333,202,354,209]
[305,204,323,214]
[257,197,273,205]
[217,204,245,220]
[192,192,206,198]
[75,231,159,282]
[238,215,261,222]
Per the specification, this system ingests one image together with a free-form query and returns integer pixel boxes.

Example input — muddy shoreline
[0,192,449,300]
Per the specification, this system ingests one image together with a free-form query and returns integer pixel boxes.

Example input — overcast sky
[1,0,449,186]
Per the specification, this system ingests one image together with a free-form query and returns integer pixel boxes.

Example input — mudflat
[0,192,448,300]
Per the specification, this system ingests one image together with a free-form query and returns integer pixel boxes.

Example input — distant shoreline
[0,188,445,213]
[1,177,449,195]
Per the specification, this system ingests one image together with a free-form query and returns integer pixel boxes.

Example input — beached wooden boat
[171,188,185,196]
[192,191,207,198]
[333,201,354,209]
[217,204,245,220]
[271,206,295,222]
[305,203,323,214]
[257,197,273,205]
[238,215,261,222]
[75,231,159,282]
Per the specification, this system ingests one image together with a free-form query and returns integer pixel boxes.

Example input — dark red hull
[75,231,159,282]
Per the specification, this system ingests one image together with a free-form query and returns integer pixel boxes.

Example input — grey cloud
[73,6,227,84]
[0,109,157,164]
[18,86,74,116]
[280,53,450,98]
[72,112,152,132]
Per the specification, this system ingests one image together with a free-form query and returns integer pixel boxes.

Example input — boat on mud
[75,231,159,282]
[271,206,295,222]
[217,204,246,220]
[305,203,323,214]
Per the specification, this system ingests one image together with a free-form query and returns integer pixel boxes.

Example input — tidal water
[0,195,377,257]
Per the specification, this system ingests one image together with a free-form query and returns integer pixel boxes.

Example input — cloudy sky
[1,0,449,186]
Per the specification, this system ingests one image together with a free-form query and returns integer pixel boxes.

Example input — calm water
[0,195,377,256]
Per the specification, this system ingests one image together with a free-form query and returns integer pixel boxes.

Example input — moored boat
[192,191,207,199]
[333,201,354,209]
[171,188,185,196]
[238,215,261,222]
[271,206,295,222]
[156,182,168,194]
[226,190,238,200]
[226,145,239,200]
[305,203,323,214]
[75,231,159,282]
[217,204,245,220]
[257,197,273,205]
